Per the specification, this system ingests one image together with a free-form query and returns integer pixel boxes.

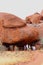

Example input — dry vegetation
[0,50,43,65]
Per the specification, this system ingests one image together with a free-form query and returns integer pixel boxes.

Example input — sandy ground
[0,50,43,65]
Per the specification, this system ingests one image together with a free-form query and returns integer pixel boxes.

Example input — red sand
[16,50,43,65]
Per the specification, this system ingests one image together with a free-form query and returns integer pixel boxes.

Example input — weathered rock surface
[0,12,39,44]
[26,13,43,24]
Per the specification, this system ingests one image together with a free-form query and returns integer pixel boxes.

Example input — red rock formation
[3,25,39,44]
[0,13,39,44]
[26,13,43,24]
[40,10,43,16]
[36,23,43,38]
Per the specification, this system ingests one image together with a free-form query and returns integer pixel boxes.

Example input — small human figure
[28,45,31,50]
[26,44,29,50]
[14,46,19,51]
[24,45,26,50]
[32,46,36,50]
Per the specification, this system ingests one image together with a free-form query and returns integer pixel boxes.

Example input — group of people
[13,42,41,51]
[25,42,42,51]
[24,44,36,51]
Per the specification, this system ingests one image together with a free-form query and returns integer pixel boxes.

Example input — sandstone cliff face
[26,13,43,24]
[25,11,43,45]
[0,13,39,44]
[37,23,43,38]
[40,10,43,17]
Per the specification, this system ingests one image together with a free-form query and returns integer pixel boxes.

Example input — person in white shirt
[26,44,29,50]
[32,46,36,50]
